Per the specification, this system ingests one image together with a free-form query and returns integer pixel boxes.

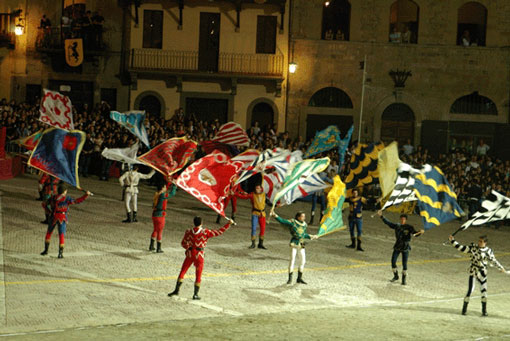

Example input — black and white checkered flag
[382,162,419,210]
[461,190,510,229]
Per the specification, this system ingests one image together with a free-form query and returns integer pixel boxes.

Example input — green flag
[271,157,330,211]
[317,175,347,237]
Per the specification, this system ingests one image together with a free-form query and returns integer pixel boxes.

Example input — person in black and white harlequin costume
[449,234,509,316]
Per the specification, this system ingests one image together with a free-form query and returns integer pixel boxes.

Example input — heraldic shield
[65,38,83,67]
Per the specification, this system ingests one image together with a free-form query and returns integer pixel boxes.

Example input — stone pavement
[0,174,510,339]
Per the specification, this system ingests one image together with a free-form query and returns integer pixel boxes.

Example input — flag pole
[358,54,367,144]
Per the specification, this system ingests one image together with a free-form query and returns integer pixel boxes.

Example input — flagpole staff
[358,54,367,144]
[442,226,464,246]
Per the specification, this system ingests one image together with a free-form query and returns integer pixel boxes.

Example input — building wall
[129,1,289,131]
[0,0,129,110]
[289,0,510,145]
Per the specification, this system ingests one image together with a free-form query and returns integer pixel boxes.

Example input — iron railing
[130,48,284,76]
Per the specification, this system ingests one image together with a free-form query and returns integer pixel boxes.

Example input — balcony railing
[35,26,106,51]
[130,48,284,77]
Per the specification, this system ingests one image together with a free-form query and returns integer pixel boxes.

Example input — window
[457,2,487,47]
[389,0,419,44]
[322,0,351,41]
[256,16,277,54]
[450,92,497,115]
[143,10,163,49]
[308,87,353,108]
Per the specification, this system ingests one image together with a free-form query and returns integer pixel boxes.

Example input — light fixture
[324,1,331,7]
[14,14,24,36]
[289,61,297,74]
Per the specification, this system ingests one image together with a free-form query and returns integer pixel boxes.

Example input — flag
[200,140,239,157]
[110,111,150,148]
[317,175,347,237]
[235,148,291,185]
[345,142,385,195]
[65,38,83,67]
[378,141,401,199]
[28,127,85,188]
[101,142,141,165]
[382,162,419,210]
[413,165,464,229]
[338,125,354,169]
[176,151,244,216]
[13,130,43,150]
[263,172,283,204]
[272,157,330,210]
[212,122,250,147]
[138,137,197,177]
[461,191,510,229]
[264,172,330,205]
[39,89,74,130]
[232,149,260,171]
[304,125,341,158]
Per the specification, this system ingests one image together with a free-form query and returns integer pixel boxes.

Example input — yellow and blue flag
[304,126,341,158]
[28,127,85,188]
[317,175,347,237]
[345,142,385,195]
[413,165,464,229]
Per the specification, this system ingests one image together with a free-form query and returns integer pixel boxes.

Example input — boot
[257,237,267,250]
[462,300,469,315]
[390,270,399,282]
[40,241,49,256]
[58,246,64,259]
[401,273,407,285]
[356,237,364,252]
[482,301,488,316]
[149,238,155,251]
[156,241,163,253]
[132,211,138,222]
[168,280,182,297]
[297,271,307,284]
[37,191,43,201]
[215,215,221,224]
[346,237,356,249]
[192,284,201,300]
[309,212,315,225]
[41,215,49,224]
[122,212,132,223]
[287,272,293,284]
[319,211,324,223]
[249,236,256,249]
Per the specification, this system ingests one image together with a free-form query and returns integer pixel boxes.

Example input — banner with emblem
[138,137,197,177]
[65,38,84,67]
[39,89,74,130]
[176,151,244,216]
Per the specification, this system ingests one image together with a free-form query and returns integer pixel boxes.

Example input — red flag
[138,137,197,177]
[176,151,244,216]
[200,140,239,157]
[232,149,260,172]
[212,122,249,147]
[14,130,43,150]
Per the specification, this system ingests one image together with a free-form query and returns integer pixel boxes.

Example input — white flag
[101,142,141,165]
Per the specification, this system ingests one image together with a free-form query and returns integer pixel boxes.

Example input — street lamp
[14,14,25,36]
[289,61,297,74]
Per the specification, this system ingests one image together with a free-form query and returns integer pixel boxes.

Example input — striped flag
[264,172,330,205]
[212,122,250,147]
[263,172,283,204]
[235,148,291,185]
[345,142,385,196]
[382,162,419,210]
[461,191,510,230]
[272,157,330,211]
[232,149,260,171]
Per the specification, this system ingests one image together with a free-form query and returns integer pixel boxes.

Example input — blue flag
[304,126,341,158]
[28,127,85,188]
[110,111,150,148]
[338,125,353,170]
[413,165,464,229]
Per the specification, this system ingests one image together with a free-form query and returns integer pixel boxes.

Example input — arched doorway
[381,103,415,145]
[138,95,162,118]
[251,102,274,131]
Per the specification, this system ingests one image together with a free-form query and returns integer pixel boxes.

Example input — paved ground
[0,174,510,340]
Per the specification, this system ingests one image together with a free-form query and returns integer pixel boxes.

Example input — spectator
[335,29,344,41]
[401,25,411,44]
[462,30,471,47]
[476,139,490,156]
[389,26,401,43]
[324,29,334,40]
[402,139,414,155]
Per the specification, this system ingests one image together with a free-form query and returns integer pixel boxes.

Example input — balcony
[35,27,107,55]
[128,48,285,96]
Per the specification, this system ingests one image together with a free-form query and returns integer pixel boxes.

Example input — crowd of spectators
[1,97,509,226]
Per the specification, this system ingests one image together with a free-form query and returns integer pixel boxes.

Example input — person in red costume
[236,184,267,249]
[168,216,234,300]
[215,181,241,224]
[40,174,59,224]
[40,184,91,258]
[150,179,177,253]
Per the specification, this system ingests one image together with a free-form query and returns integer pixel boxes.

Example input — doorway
[380,103,415,145]
[198,12,220,72]
[250,102,274,131]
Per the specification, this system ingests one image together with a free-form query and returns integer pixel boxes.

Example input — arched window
[450,92,497,115]
[322,0,351,41]
[139,95,162,117]
[381,103,415,145]
[457,2,487,47]
[251,102,274,129]
[308,87,353,108]
[389,0,419,44]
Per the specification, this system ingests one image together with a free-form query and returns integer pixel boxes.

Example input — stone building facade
[288,0,510,157]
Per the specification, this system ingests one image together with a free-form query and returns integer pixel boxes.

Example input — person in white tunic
[119,166,155,223]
